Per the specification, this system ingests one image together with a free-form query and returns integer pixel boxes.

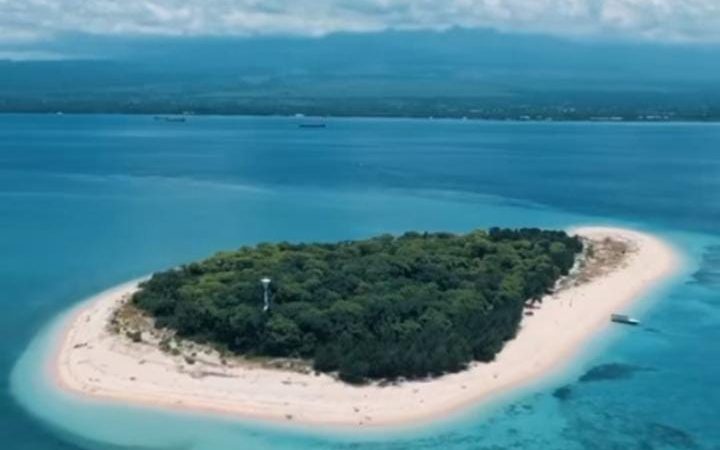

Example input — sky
[1,0,720,53]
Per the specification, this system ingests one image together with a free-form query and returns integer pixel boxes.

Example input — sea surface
[1,115,719,450]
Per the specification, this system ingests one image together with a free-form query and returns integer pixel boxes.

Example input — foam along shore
[52,227,679,427]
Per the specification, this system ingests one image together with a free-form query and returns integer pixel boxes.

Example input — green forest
[132,228,582,383]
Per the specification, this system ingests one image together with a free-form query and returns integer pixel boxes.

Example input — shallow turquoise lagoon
[1,115,719,449]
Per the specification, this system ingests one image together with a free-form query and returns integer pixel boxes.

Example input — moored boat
[611,314,640,325]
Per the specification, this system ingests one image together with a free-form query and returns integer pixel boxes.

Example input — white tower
[260,277,272,312]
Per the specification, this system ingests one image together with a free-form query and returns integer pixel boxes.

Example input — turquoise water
[2,115,719,449]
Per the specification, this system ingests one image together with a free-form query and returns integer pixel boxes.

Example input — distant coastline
[51,227,679,427]
[2,110,717,124]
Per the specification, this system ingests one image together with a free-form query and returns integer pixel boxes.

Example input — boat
[611,314,640,325]
[154,116,187,123]
[298,123,327,129]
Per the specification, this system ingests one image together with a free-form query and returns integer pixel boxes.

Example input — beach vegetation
[132,228,582,382]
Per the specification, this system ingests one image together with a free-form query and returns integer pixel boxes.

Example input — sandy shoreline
[51,227,679,427]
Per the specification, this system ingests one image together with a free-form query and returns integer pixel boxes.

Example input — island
[53,227,678,427]
[132,228,581,382]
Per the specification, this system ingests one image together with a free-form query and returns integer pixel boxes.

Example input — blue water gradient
[1,115,719,449]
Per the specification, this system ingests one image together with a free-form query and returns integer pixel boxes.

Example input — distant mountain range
[2,29,720,120]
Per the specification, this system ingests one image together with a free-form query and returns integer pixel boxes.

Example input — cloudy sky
[1,0,720,50]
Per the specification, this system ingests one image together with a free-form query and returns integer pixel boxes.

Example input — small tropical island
[54,226,678,426]
[131,228,582,383]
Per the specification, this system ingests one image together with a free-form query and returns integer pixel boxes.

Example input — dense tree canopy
[133,228,582,383]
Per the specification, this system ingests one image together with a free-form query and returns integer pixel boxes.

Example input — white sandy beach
[52,227,679,427]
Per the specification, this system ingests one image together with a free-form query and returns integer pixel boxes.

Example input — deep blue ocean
[1,115,718,450]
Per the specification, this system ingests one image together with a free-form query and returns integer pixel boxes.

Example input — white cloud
[1,0,720,43]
